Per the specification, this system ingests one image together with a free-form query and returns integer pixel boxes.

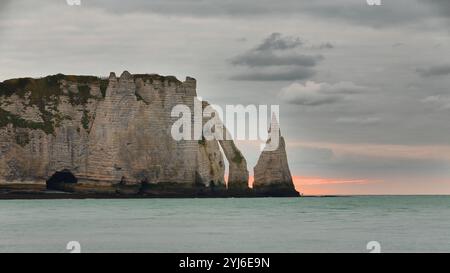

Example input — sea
[0,196,449,253]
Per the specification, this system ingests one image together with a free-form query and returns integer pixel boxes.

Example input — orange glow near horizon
[292,176,374,196]
[246,175,375,196]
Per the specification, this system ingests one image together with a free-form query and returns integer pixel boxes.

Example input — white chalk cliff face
[82,71,226,188]
[0,71,297,197]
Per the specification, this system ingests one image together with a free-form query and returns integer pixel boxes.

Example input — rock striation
[0,71,298,198]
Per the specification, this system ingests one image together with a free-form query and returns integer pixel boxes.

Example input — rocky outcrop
[200,101,249,194]
[0,71,299,198]
[219,139,249,193]
[0,72,232,196]
[253,118,299,197]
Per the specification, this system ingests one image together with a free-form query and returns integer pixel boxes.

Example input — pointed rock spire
[253,118,299,197]
[105,72,118,97]
[119,70,132,81]
[109,72,117,80]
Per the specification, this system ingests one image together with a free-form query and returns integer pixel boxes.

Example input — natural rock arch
[201,101,249,192]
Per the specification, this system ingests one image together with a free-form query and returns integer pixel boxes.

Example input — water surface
[1,196,449,252]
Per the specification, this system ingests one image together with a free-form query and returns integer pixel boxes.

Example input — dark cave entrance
[46,170,78,190]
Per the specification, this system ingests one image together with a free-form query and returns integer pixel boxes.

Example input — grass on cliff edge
[0,74,107,135]
[0,73,184,136]
[0,74,108,102]
[133,74,181,85]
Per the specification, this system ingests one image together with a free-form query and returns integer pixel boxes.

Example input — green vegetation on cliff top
[0,74,108,102]
[0,73,183,100]
[133,74,181,85]
[0,74,106,135]
[0,73,183,136]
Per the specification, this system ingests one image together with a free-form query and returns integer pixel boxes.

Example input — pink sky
[240,139,450,195]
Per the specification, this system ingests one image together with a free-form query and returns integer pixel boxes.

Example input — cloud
[254,32,303,51]
[392,43,405,47]
[428,0,450,18]
[417,64,450,77]
[82,0,450,28]
[0,0,449,197]
[311,42,334,50]
[231,52,322,67]
[230,66,315,81]
[336,117,381,125]
[230,33,324,81]
[295,146,335,163]
[279,81,368,106]
[4,0,449,31]
[293,141,450,161]
[421,95,450,109]
[0,1,11,10]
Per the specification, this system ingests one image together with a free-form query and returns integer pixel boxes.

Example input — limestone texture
[0,71,298,198]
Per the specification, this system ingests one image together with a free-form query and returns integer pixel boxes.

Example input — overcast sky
[1,0,450,194]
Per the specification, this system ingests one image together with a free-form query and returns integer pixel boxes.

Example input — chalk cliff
[0,71,297,198]
[253,118,299,197]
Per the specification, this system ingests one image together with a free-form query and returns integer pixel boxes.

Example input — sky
[1,0,450,195]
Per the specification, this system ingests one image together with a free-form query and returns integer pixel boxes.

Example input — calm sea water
[0,196,449,253]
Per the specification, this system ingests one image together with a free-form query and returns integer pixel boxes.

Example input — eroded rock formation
[200,101,249,193]
[253,118,299,197]
[0,71,298,198]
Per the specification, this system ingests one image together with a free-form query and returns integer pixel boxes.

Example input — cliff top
[0,72,197,135]
[0,72,192,99]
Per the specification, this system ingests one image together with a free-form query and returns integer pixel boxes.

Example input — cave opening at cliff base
[46,170,78,190]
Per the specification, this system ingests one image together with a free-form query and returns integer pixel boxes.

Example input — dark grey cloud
[0,1,11,9]
[83,0,450,28]
[230,67,315,81]
[428,0,450,17]
[87,0,311,17]
[4,0,448,30]
[231,53,322,67]
[417,64,450,77]
[254,32,303,51]
[230,33,323,81]
[297,1,442,29]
